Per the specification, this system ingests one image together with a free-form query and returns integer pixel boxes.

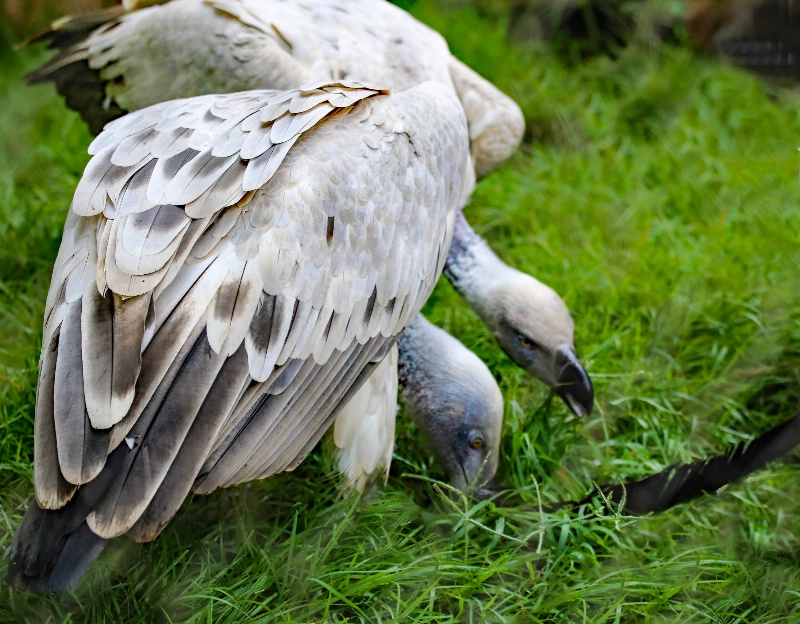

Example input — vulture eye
[517,334,537,350]
[469,435,484,450]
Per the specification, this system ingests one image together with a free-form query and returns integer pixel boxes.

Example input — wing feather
[264,337,391,479]
[242,139,297,192]
[253,348,370,479]
[195,355,321,494]
[111,127,159,167]
[114,204,191,274]
[108,315,207,454]
[270,103,335,144]
[112,159,158,218]
[126,345,251,542]
[164,151,239,206]
[239,122,274,160]
[184,159,248,218]
[244,293,295,382]
[147,148,199,206]
[206,258,263,354]
[88,331,228,538]
[202,343,359,488]
[150,126,194,159]
[73,146,146,218]
[34,331,78,509]
[108,255,232,450]
[54,299,111,485]
[276,299,314,365]
[80,287,149,429]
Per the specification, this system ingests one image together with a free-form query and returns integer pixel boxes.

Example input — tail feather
[7,505,107,594]
[7,446,125,593]
[556,411,800,515]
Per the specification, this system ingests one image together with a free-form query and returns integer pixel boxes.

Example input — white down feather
[333,344,398,491]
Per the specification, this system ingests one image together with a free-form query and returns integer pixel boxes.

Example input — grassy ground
[2,3,800,621]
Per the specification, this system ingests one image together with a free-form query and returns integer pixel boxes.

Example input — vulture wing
[28,0,520,176]
[36,80,469,542]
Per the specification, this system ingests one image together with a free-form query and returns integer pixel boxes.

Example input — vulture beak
[554,345,594,417]
[471,478,501,501]
[455,459,500,501]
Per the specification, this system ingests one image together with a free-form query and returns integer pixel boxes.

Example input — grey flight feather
[34,331,77,510]
[127,345,252,543]
[53,299,111,485]
[235,343,370,482]
[107,274,217,452]
[80,288,149,429]
[282,338,393,474]
[88,331,227,538]
[112,159,157,218]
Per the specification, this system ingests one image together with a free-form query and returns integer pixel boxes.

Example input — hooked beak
[454,459,499,500]
[471,478,501,501]
[554,345,594,417]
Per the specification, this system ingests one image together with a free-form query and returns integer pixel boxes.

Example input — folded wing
[36,81,469,541]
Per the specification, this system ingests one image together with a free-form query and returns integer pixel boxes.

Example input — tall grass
[1,2,800,621]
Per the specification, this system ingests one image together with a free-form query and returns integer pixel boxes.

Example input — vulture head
[398,316,504,498]
[445,212,594,418]
[487,273,594,417]
[411,364,503,499]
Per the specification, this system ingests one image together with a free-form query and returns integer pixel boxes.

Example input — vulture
[9,0,594,592]
[10,80,472,593]
[29,0,594,418]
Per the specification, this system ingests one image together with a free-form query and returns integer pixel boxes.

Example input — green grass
[2,3,800,621]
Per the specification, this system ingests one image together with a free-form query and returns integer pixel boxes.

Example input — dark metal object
[720,1,800,79]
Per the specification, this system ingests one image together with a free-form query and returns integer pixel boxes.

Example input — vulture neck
[397,316,438,407]
[444,212,512,321]
[397,315,467,413]
[397,315,501,426]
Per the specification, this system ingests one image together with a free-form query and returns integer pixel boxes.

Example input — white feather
[333,345,398,491]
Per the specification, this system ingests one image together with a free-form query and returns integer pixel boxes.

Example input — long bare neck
[443,212,514,321]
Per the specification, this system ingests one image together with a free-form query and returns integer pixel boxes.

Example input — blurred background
[2,0,114,41]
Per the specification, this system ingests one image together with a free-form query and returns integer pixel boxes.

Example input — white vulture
[29,0,594,475]
[10,0,595,592]
[9,79,471,593]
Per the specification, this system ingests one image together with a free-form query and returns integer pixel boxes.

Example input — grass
[2,2,800,621]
